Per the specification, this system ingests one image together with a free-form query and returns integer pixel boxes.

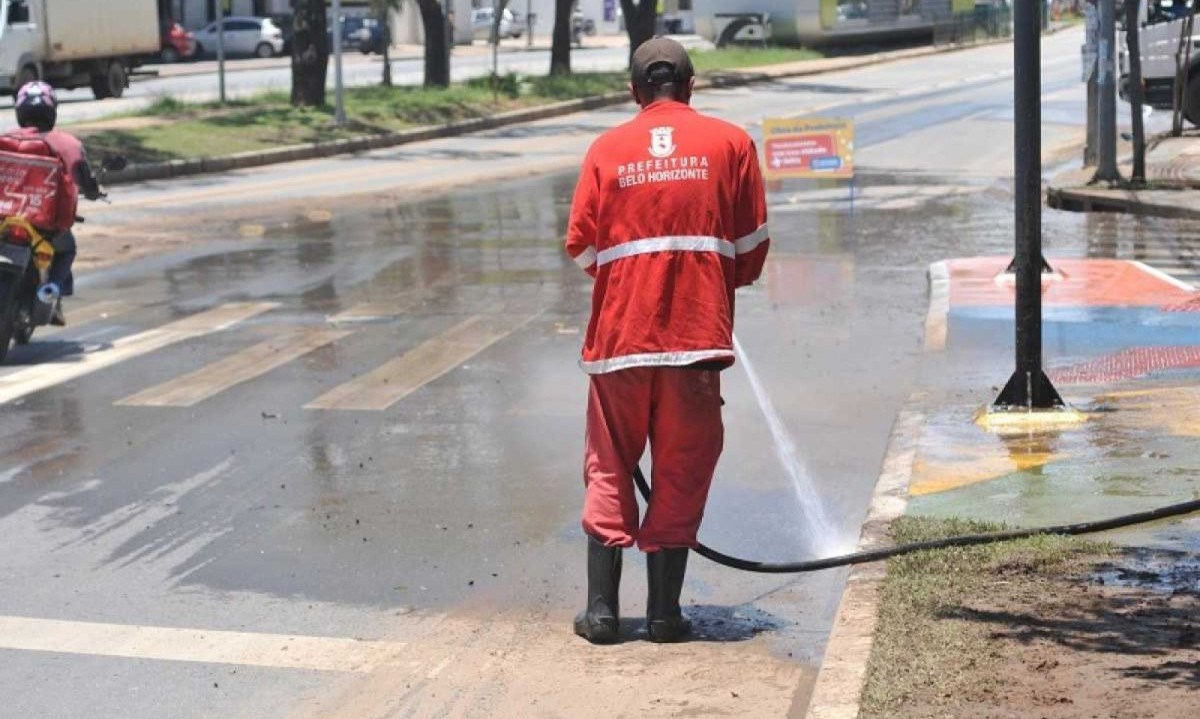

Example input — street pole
[1094,0,1121,182]
[333,0,347,126]
[527,0,533,48]
[216,0,226,105]
[1125,0,1147,183]
[994,0,1064,410]
[1084,0,1099,166]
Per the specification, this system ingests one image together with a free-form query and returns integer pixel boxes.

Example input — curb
[1047,184,1200,220]
[107,37,1017,186]
[803,400,923,719]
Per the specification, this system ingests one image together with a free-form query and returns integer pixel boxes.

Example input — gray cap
[630,37,695,86]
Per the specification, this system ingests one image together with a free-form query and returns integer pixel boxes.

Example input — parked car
[269,12,295,54]
[351,17,389,55]
[160,21,197,63]
[329,15,376,51]
[471,7,523,42]
[192,16,285,59]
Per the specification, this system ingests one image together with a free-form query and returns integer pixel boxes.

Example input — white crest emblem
[649,127,676,158]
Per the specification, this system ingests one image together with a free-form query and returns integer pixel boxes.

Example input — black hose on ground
[632,467,1200,574]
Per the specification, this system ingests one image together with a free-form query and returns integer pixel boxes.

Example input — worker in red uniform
[566,37,769,644]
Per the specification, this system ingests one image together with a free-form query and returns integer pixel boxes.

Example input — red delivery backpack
[0,131,78,232]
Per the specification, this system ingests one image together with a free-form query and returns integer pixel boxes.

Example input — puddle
[1094,548,1200,593]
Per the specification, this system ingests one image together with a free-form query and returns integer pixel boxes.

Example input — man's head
[629,37,695,107]
[15,81,57,132]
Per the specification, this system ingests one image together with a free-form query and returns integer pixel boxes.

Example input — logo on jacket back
[649,127,676,158]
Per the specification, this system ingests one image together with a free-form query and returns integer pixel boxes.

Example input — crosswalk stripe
[0,303,276,405]
[0,615,407,673]
[328,302,408,323]
[115,327,352,408]
[305,313,535,412]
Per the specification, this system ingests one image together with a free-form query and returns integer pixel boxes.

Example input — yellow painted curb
[973,405,1088,430]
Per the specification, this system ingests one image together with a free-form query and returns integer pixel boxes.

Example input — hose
[632,467,1200,574]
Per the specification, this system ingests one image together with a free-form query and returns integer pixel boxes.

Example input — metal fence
[932,5,1014,45]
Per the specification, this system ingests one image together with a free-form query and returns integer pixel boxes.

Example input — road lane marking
[0,615,406,673]
[306,313,535,412]
[116,327,352,408]
[1132,260,1197,291]
[0,303,276,405]
[328,302,410,323]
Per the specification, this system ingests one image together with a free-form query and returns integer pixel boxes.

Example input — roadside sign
[762,117,855,180]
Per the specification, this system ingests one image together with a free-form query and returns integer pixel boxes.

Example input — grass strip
[689,46,823,72]
[859,515,1111,718]
[75,73,628,165]
[76,46,829,165]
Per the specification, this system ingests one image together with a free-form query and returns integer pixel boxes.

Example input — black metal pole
[994,0,1064,410]
[1125,0,1147,183]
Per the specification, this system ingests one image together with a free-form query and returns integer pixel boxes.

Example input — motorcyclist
[12,81,104,325]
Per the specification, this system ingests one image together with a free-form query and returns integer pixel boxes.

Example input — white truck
[0,0,160,100]
[1120,0,1200,124]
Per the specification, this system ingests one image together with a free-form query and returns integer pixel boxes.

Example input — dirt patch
[861,517,1200,719]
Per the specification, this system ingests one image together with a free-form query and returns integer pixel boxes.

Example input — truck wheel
[161,46,181,63]
[91,61,127,100]
[255,42,275,59]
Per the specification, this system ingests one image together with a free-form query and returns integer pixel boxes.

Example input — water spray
[631,335,1200,574]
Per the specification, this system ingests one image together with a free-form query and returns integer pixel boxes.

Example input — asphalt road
[2,27,1170,718]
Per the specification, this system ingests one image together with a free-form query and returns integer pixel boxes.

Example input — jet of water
[733,334,842,557]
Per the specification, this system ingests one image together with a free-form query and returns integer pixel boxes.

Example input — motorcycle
[0,155,126,364]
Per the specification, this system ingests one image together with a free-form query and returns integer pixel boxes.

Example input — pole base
[1004,255,1055,274]
[993,369,1065,410]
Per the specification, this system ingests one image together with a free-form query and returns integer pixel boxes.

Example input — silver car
[193,16,285,59]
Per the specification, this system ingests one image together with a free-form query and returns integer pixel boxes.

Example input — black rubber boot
[573,536,622,644]
[646,548,692,643]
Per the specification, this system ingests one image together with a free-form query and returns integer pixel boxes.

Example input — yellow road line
[0,615,406,673]
[0,303,277,405]
[116,327,351,408]
[306,313,535,412]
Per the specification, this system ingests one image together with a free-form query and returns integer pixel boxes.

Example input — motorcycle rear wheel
[0,275,16,364]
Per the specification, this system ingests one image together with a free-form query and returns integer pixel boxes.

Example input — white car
[471,7,523,42]
[193,16,285,59]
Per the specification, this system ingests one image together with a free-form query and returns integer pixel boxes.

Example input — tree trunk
[550,0,573,75]
[415,0,451,88]
[619,0,658,66]
[291,0,329,107]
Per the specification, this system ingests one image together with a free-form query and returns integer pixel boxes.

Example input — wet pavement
[5,26,1198,718]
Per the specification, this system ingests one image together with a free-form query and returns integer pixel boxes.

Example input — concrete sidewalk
[1049,132,1200,218]
[806,255,1200,718]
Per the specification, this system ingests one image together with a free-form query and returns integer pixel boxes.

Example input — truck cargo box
[42,0,159,62]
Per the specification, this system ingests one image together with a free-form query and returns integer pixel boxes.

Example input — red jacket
[566,100,769,374]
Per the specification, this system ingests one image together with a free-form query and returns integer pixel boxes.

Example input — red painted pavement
[1053,346,1200,384]
[946,257,1194,308]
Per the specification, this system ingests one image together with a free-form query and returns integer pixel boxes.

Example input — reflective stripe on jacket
[565,100,769,375]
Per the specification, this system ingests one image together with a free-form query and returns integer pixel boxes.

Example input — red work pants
[582,367,724,552]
